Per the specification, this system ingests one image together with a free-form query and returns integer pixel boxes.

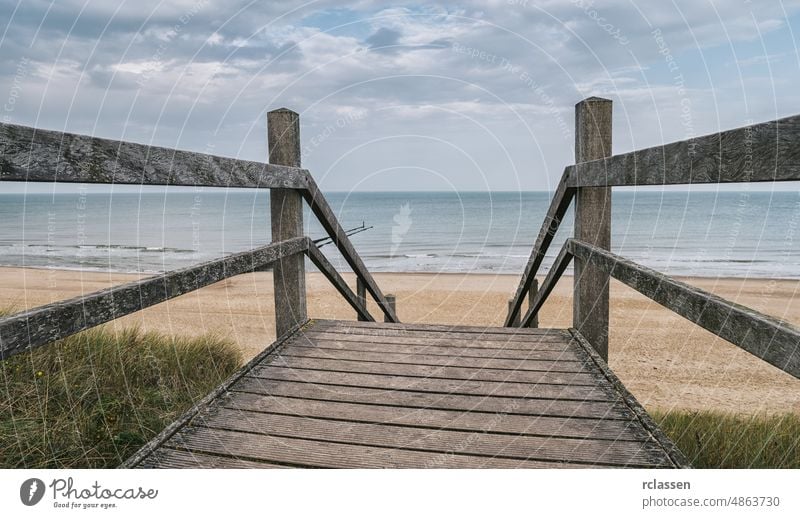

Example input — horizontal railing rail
[1,122,309,189]
[0,236,309,359]
[519,238,800,380]
[0,113,398,359]
[568,113,800,188]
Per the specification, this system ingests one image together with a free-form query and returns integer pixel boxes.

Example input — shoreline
[1,266,798,416]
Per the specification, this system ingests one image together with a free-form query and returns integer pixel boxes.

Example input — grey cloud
[2,0,800,191]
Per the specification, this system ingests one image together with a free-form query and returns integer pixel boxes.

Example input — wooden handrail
[568,239,800,379]
[0,237,309,359]
[302,174,399,323]
[0,121,309,189]
[504,171,574,326]
[512,238,800,380]
[567,113,800,188]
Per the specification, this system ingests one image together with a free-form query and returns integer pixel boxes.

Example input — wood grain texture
[0,237,308,359]
[246,366,618,401]
[268,108,307,336]
[296,331,574,349]
[573,96,612,361]
[163,426,581,468]
[567,112,800,187]
[278,347,590,372]
[285,336,584,360]
[268,355,600,385]
[0,122,308,188]
[233,376,629,420]
[129,319,682,468]
[199,407,668,466]
[568,239,800,379]
[312,319,566,335]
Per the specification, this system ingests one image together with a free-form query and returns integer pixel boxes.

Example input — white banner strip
[1,469,797,517]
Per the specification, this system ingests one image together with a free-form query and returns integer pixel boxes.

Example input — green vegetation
[0,307,241,468]
[653,410,800,468]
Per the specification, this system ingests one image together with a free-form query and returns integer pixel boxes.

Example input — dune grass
[0,308,242,468]
[652,410,800,468]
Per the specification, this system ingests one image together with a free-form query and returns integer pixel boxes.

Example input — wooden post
[528,278,539,328]
[268,108,307,337]
[508,299,520,327]
[573,97,612,361]
[356,277,367,321]
[384,294,396,323]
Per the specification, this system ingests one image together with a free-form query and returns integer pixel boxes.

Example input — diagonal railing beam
[301,175,399,323]
[0,237,308,359]
[505,171,575,326]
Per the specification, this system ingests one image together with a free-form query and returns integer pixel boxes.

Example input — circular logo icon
[20,478,45,506]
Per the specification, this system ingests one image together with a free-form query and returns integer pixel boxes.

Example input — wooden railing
[507,97,800,380]
[0,109,397,360]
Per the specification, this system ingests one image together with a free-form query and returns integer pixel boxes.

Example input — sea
[0,190,798,279]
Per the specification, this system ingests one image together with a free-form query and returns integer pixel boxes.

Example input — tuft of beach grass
[651,410,800,468]
[0,307,242,468]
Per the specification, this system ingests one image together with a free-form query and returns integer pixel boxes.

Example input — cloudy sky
[2,0,800,191]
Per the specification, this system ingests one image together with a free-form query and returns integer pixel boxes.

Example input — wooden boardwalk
[126,319,685,468]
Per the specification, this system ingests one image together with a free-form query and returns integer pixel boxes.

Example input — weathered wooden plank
[306,324,570,342]
[572,97,612,361]
[166,426,578,468]
[505,173,575,326]
[202,406,669,467]
[267,356,601,385]
[234,376,630,421]
[569,239,800,379]
[0,237,308,359]
[139,448,286,469]
[567,113,800,187]
[302,176,399,322]
[306,242,373,321]
[0,121,308,188]
[279,347,590,373]
[225,394,633,440]
[269,109,308,336]
[520,241,573,328]
[313,319,565,335]
[247,367,617,401]
[286,337,584,361]
[296,331,573,349]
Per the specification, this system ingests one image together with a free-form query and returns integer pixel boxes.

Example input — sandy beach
[2,266,798,415]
